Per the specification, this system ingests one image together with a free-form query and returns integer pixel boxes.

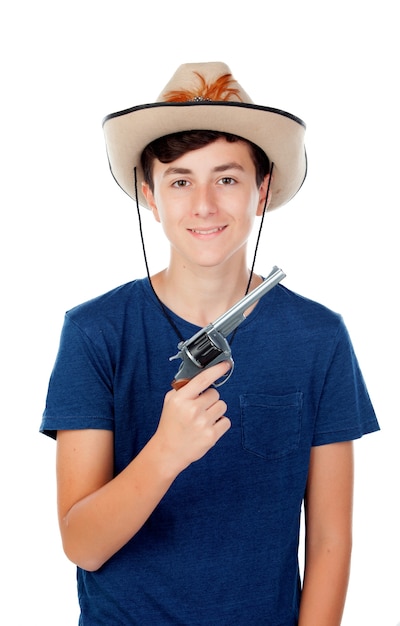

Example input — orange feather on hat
[163,72,242,103]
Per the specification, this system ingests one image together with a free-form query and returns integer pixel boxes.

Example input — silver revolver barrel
[211,266,286,336]
[170,266,286,389]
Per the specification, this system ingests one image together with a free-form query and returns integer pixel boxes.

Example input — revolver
[170,266,286,389]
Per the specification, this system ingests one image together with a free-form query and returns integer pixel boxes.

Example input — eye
[218,176,236,185]
[172,179,190,188]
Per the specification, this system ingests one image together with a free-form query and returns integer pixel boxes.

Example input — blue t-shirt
[41,278,379,625]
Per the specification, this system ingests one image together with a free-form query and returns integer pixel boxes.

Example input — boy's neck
[150,264,263,327]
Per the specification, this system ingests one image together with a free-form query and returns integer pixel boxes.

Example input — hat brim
[102,101,307,211]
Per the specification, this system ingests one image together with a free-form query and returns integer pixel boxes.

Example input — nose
[192,184,217,218]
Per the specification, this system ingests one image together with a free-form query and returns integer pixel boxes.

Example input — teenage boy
[41,62,379,625]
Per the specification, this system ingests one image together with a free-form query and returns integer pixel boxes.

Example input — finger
[206,398,228,424]
[179,361,231,397]
[213,415,231,439]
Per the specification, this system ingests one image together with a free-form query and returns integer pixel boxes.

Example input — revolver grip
[171,378,190,390]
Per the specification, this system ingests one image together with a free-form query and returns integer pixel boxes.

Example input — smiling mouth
[189,226,227,235]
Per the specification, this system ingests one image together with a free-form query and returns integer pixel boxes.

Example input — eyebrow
[162,162,245,178]
[214,162,245,173]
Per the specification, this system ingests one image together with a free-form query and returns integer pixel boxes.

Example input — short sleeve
[312,320,379,445]
[40,312,115,439]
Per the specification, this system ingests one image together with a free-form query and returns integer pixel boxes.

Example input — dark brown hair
[140,130,270,192]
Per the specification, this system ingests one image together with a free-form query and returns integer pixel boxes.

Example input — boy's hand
[155,361,231,473]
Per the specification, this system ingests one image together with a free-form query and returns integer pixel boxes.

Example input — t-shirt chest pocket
[240,392,303,460]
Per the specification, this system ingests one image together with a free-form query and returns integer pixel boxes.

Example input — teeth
[191,227,224,235]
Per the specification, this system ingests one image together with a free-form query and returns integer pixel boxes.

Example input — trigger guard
[213,359,234,387]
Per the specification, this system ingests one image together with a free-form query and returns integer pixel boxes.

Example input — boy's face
[142,138,271,271]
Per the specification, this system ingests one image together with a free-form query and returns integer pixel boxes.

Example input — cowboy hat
[102,62,307,211]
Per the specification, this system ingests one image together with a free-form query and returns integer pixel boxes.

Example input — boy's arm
[298,441,354,626]
[56,361,231,572]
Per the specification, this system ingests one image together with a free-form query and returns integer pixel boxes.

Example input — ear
[141,182,160,223]
[256,174,273,216]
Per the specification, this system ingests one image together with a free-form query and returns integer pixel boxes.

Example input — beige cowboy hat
[102,62,307,211]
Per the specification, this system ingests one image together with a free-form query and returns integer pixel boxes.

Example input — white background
[1,1,399,624]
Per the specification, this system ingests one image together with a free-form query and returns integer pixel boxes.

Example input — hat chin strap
[134,167,185,342]
[133,163,274,344]
[248,162,274,284]
[228,161,274,345]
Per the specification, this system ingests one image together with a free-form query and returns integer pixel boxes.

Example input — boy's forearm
[60,434,180,572]
[298,538,352,626]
